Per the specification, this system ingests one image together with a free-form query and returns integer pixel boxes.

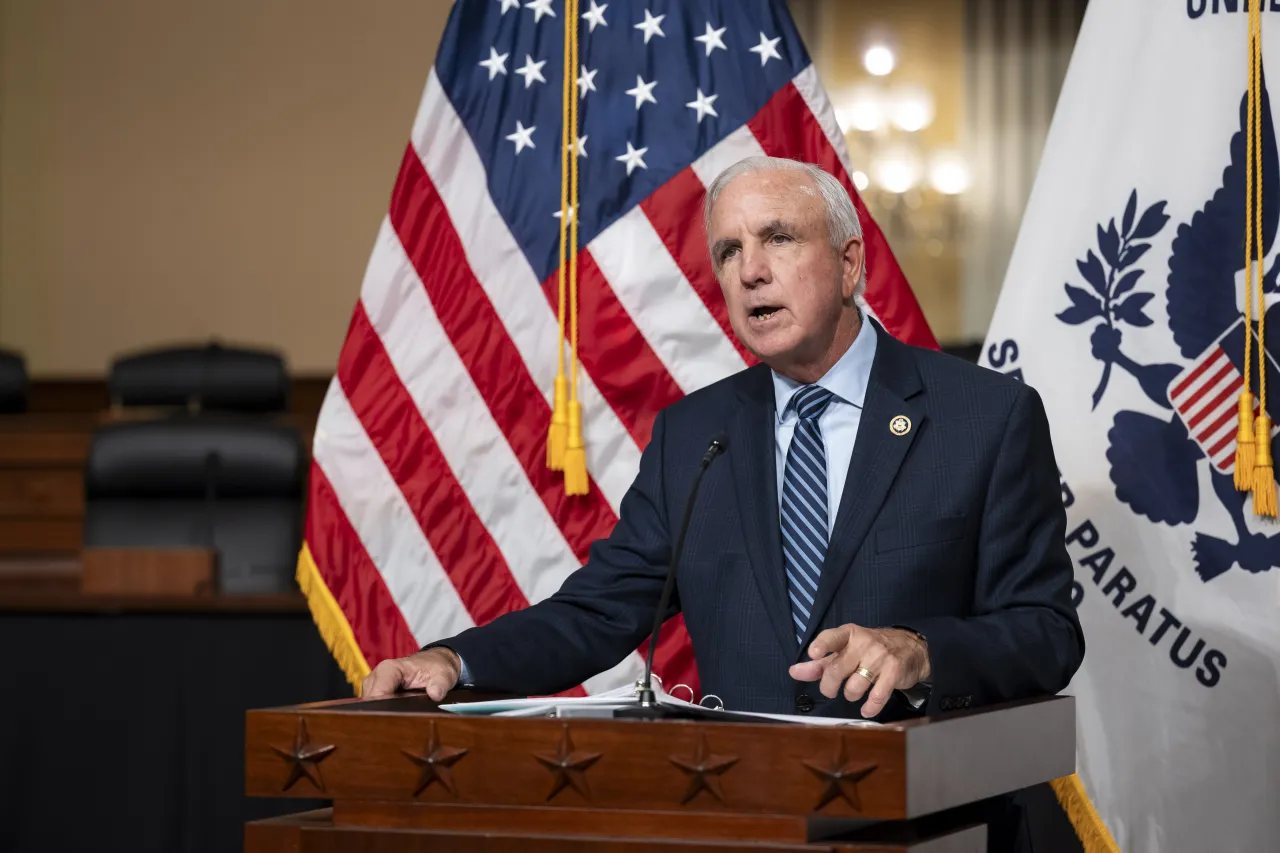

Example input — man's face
[708,170,863,375]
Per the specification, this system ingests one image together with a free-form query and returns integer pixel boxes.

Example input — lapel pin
[889,415,912,437]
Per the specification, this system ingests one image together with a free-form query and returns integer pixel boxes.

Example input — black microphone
[633,432,728,711]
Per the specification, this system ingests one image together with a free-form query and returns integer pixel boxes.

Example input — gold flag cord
[1245,3,1277,516]
[547,0,587,495]
[562,0,589,495]
[545,0,575,472]
[1237,4,1259,491]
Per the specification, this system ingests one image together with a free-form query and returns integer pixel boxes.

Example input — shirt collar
[771,312,878,420]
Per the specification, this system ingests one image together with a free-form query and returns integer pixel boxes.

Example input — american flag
[297,0,935,697]
[1169,318,1279,473]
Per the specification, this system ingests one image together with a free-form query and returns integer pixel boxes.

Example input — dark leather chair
[0,348,27,413]
[108,342,289,413]
[82,416,305,594]
[942,340,985,364]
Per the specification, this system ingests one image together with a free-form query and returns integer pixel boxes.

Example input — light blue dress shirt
[770,314,877,530]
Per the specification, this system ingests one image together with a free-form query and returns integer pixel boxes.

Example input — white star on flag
[505,121,536,154]
[634,9,665,44]
[515,54,547,88]
[685,89,719,122]
[498,0,521,12]
[582,0,608,32]
[525,0,555,22]
[694,23,727,56]
[567,134,588,157]
[625,75,658,110]
[749,32,782,66]
[577,66,598,98]
[615,141,648,175]
[479,47,509,80]
[552,205,576,221]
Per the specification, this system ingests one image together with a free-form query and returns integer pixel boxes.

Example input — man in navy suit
[363,156,1084,727]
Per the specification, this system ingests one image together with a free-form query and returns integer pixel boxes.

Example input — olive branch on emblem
[1056,190,1174,409]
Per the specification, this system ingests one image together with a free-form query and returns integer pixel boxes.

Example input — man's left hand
[788,624,931,718]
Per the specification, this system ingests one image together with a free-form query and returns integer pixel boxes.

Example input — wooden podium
[244,692,1074,852]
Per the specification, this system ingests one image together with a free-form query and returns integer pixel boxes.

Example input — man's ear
[841,236,865,301]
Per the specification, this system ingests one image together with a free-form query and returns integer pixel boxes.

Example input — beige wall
[0,0,451,376]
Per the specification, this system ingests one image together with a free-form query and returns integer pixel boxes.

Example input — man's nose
[738,244,772,287]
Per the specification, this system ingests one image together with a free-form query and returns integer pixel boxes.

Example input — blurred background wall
[0,0,451,376]
[0,0,1087,376]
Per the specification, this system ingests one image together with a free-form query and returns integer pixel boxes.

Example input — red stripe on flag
[1187,377,1241,432]
[389,146,619,561]
[304,462,419,663]
[541,251,684,449]
[748,83,937,350]
[338,304,531,627]
[1198,388,1245,447]
[640,169,757,365]
[1171,349,1226,400]
[1181,359,1236,414]
[1207,415,1244,461]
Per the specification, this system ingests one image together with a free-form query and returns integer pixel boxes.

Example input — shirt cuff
[455,653,474,687]
[899,683,930,709]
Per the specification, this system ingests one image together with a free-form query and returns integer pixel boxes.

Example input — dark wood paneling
[0,555,307,612]
[332,800,813,843]
[0,588,307,613]
[0,518,81,554]
[81,547,217,596]
[20,376,331,417]
[23,380,111,413]
[0,469,83,516]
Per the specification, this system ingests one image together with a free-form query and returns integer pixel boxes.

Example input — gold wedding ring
[856,667,876,683]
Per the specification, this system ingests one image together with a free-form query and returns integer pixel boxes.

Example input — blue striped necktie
[781,384,835,644]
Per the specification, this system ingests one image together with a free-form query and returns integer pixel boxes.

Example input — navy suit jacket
[440,321,1084,720]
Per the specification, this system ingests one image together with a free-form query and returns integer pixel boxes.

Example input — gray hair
[703,156,866,299]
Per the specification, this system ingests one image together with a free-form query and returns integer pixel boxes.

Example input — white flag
[984,2,1280,852]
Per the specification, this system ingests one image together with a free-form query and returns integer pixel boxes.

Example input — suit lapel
[799,323,926,654]
[726,364,798,658]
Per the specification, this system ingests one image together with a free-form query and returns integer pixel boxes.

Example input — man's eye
[720,246,739,261]
[769,234,791,244]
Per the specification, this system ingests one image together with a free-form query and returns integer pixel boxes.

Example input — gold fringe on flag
[1050,775,1121,853]
[295,542,371,692]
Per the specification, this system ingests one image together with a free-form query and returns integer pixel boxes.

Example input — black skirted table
[0,561,350,853]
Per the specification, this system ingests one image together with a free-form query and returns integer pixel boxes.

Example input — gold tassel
[1253,414,1276,518]
[563,400,588,495]
[1234,393,1257,490]
[547,375,568,470]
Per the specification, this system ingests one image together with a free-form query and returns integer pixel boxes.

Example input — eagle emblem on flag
[1054,70,1280,583]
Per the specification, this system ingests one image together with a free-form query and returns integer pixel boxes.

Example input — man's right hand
[361,647,461,701]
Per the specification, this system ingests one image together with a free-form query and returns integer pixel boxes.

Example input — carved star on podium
[668,732,739,804]
[402,720,469,796]
[802,737,877,811]
[533,725,602,802]
[270,718,336,792]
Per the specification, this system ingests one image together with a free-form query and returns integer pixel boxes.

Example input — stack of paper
[439,680,880,727]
